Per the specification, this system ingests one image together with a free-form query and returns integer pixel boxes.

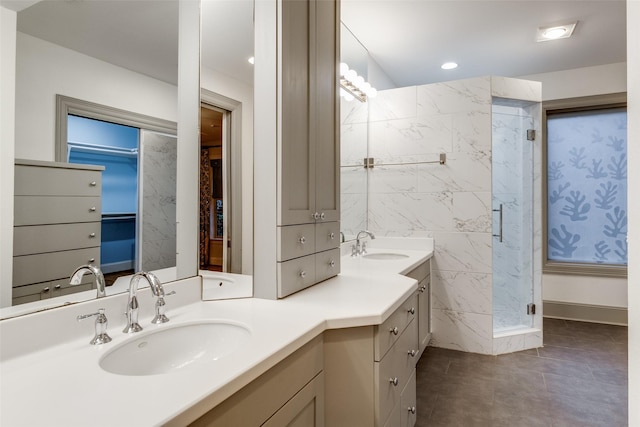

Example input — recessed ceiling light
[441,62,458,70]
[537,21,577,42]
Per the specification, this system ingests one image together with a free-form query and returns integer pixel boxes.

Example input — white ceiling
[10,0,627,89]
[342,0,627,87]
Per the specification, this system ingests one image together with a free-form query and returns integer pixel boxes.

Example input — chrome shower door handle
[493,204,503,242]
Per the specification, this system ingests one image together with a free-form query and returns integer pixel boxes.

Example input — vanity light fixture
[536,21,577,42]
[441,62,458,70]
[339,62,377,102]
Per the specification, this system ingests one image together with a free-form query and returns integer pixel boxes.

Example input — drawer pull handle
[88,258,96,263]
[418,287,424,293]
[408,307,415,315]
[89,181,97,187]
[312,212,320,220]
[329,260,335,268]
[389,377,399,386]
[89,207,97,212]
[408,406,416,414]
[408,349,417,357]
[390,326,399,335]
[89,233,96,238]
[320,212,325,220]
[54,285,61,290]
[299,271,307,278]
[299,236,306,244]
[329,232,335,239]
[42,287,50,293]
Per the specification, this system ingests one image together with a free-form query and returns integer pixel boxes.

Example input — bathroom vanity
[0,241,432,427]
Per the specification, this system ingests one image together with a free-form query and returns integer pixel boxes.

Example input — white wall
[15,32,178,161]
[627,1,639,424]
[0,6,16,307]
[200,67,254,274]
[521,62,628,310]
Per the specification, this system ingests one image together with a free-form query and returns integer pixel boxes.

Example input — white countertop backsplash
[0,238,433,426]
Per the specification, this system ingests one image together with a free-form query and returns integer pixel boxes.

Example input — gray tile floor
[416,318,628,427]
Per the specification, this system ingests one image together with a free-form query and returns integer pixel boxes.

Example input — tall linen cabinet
[254,0,340,299]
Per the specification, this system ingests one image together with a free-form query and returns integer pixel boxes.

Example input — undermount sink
[99,321,251,376]
[362,252,409,260]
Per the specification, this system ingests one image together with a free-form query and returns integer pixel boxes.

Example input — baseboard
[100,260,135,274]
[543,300,627,326]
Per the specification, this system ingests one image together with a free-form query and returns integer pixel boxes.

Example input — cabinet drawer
[14,222,101,256]
[315,248,340,283]
[15,196,101,226]
[277,224,316,261]
[383,400,401,427]
[375,294,418,361]
[13,247,100,287]
[15,164,102,196]
[314,221,340,252]
[400,369,417,427]
[277,254,316,298]
[12,278,94,300]
[376,318,417,427]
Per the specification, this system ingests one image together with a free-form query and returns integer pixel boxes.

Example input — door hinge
[526,129,536,141]
[527,303,536,315]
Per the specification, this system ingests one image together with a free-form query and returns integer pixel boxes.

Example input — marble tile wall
[140,130,177,271]
[367,77,495,354]
[364,76,542,355]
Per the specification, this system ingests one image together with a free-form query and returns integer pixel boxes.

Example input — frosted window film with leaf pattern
[547,108,627,265]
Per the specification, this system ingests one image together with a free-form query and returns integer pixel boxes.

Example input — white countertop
[0,241,433,427]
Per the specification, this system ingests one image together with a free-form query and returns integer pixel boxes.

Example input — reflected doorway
[200,104,230,272]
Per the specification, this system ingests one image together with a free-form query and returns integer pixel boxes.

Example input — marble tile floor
[416,318,628,427]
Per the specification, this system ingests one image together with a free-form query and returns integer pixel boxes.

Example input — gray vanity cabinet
[12,160,103,305]
[188,336,324,427]
[324,294,419,427]
[255,0,340,299]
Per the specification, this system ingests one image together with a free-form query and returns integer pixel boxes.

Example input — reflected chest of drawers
[12,159,104,305]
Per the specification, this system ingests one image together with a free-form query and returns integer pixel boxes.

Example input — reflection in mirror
[200,0,254,281]
[340,23,369,241]
[3,0,183,316]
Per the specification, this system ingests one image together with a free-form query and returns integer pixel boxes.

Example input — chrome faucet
[77,308,112,345]
[352,230,376,257]
[123,272,156,333]
[147,273,176,324]
[69,264,106,298]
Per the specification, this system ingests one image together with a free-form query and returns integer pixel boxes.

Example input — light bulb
[339,62,349,76]
[367,88,377,98]
[543,27,568,39]
[361,82,371,93]
[354,76,365,89]
[346,69,357,82]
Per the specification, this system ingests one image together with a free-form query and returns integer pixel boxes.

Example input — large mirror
[340,23,370,241]
[1,0,202,316]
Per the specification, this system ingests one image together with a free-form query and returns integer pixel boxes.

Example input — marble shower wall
[366,76,542,354]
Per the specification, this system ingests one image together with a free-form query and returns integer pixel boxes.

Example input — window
[543,93,627,277]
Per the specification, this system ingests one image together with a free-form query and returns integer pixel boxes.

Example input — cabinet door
[280,0,315,226]
[313,0,339,223]
[262,372,324,427]
[418,277,431,353]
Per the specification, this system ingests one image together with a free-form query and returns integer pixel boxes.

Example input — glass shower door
[492,101,535,332]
